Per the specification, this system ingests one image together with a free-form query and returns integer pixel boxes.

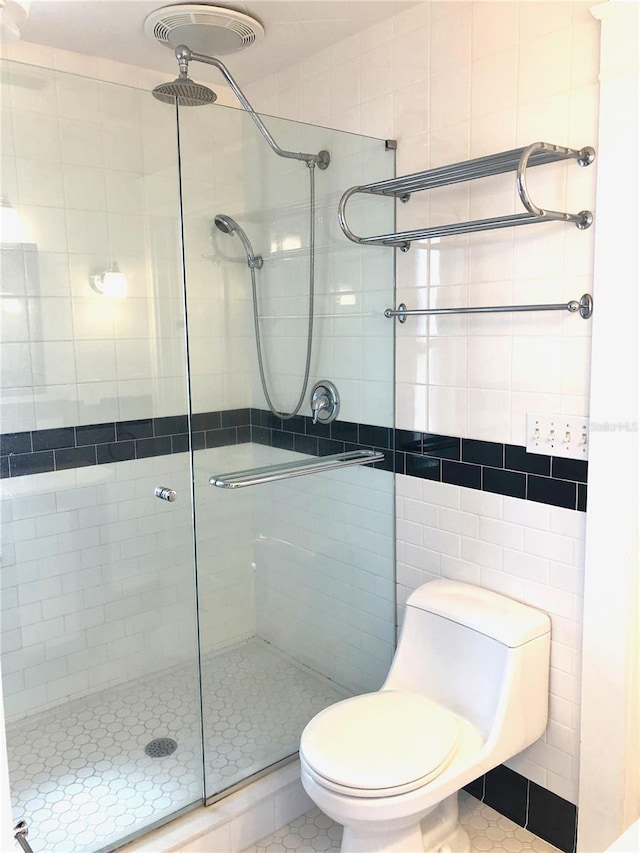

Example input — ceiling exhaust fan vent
[144,4,264,55]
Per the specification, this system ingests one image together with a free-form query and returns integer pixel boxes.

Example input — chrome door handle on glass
[154,487,177,502]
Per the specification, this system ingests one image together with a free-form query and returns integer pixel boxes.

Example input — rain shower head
[152,76,216,106]
[152,44,216,106]
[213,215,263,269]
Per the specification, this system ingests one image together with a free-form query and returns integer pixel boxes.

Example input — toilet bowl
[299,579,551,853]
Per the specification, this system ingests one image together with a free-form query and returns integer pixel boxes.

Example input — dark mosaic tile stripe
[577,483,588,512]
[552,456,588,483]
[390,425,587,511]
[97,441,135,465]
[9,451,54,477]
[484,765,528,825]
[0,431,32,455]
[54,446,96,471]
[0,411,590,511]
[528,474,577,509]
[405,453,440,481]
[32,427,75,452]
[442,460,482,489]
[483,467,526,500]
[470,766,578,853]
[527,781,577,853]
[0,410,252,478]
[75,423,116,446]
[463,438,503,467]
[505,443,551,476]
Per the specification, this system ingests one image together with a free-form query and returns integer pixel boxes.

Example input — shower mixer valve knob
[310,380,340,425]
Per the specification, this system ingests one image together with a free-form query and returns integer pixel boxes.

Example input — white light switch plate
[526,413,589,460]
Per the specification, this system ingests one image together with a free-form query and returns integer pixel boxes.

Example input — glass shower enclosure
[0,59,395,852]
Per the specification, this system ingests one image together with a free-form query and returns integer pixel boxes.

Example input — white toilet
[299,579,551,853]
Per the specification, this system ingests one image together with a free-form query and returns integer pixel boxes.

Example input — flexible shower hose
[250,162,316,420]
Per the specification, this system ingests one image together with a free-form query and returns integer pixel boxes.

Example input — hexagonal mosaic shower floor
[7,638,347,853]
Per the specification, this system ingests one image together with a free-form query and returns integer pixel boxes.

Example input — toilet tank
[384,580,551,749]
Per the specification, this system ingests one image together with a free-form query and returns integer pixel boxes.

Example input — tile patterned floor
[7,638,346,853]
[244,793,564,853]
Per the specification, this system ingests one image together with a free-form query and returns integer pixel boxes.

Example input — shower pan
[0,58,396,853]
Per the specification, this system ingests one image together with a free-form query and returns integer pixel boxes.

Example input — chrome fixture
[151,44,216,106]
[385,294,594,323]
[339,141,595,251]
[157,43,330,419]
[215,209,315,420]
[213,215,263,269]
[210,450,384,489]
[156,44,329,169]
[310,380,340,425]
[154,486,177,501]
[14,820,35,853]
[89,262,128,298]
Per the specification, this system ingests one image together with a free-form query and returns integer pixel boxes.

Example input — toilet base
[421,795,470,853]
[338,794,471,853]
[424,823,470,853]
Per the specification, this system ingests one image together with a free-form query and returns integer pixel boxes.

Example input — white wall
[0,59,187,431]
[578,2,639,849]
[244,0,600,806]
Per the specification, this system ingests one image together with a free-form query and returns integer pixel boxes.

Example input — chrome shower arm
[178,46,329,169]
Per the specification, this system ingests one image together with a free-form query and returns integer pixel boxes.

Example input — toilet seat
[300,690,461,798]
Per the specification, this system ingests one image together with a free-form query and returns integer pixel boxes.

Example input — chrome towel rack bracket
[338,141,596,251]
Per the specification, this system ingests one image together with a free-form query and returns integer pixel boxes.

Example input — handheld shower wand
[213,215,263,269]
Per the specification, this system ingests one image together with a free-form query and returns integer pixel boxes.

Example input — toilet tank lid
[406,580,550,647]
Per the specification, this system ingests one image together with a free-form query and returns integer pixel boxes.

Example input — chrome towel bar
[385,294,593,322]
[210,449,385,489]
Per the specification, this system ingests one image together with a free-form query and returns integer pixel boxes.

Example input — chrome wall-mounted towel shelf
[339,141,596,251]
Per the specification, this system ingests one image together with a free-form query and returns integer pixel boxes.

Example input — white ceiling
[18,0,419,84]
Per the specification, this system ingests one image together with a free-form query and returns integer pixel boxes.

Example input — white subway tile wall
[253,447,395,695]
[241,1,598,806]
[1,453,194,721]
[0,63,188,433]
[0,446,260,723]
[244,0,598,446]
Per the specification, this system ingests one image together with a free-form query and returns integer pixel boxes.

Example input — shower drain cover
[145,737,178,758]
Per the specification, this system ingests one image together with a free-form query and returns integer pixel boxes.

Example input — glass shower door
[178,103,396,801]
[0,61,203,852]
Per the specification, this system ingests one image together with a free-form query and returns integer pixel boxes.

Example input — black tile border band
[0,411,251,479]
[0,409,588,511]
[464,765,577,853]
